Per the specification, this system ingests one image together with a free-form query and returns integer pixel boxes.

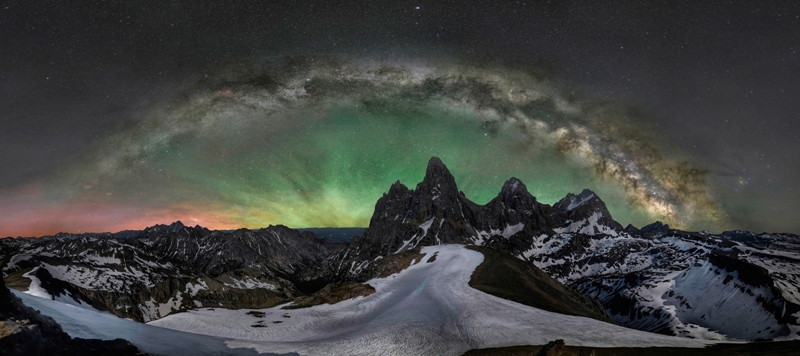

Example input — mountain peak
[554,189,599,212]
[501,177,527,194]
[497,178,536,207]
[418,157,458,196]
[640,221,670,236]
[169,221,186,232]
[423,156,453,180]
[427,156,446,169]
[389,180,407,190]
[552,189,623,234]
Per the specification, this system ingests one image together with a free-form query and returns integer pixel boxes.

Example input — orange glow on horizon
[0,184,250,237]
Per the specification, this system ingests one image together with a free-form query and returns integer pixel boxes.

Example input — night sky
[2,1,799,237]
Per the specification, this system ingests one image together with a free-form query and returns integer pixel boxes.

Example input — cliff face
[314,157,624,281]
[351,158,563,262]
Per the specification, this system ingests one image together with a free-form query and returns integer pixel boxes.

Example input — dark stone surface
[536,339,566,356]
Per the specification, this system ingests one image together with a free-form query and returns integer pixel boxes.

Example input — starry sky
[1,1,799,237]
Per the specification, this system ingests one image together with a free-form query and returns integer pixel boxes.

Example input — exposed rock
[316,157,564,281]
[536,339,566,356]
[283,282,375,309]
[623,224,641,235]
[467,246,610,323]
[639,221,670,237]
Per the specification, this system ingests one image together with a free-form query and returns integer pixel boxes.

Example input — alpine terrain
[308,157,800,340]
[2,157,799,355]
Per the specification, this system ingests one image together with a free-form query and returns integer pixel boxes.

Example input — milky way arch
[1,55,723,235]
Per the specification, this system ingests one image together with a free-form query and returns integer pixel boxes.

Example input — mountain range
[2,157,800,354]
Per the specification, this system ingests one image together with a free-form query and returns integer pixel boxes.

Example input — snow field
[150,245,714,355]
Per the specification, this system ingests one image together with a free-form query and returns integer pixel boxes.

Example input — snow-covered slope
[150,245,712,356]
[515,230,800,340]
[13,289,286,356]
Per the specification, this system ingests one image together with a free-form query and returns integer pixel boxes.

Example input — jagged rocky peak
[639,221,670,236]
[497,177,538,205]
[477,176,552,235]
[369,180,413,225]
[139,220,211,238]
[624,224,641,235]
[501,177,527,194]
[416,156,459,200]
[387,180,412,198]
[372,157,463,211]
[489,177,542,217]
[143,221,182,234]
[552,188,623,233]
[554,188,612,217]
[359,157,478,259]
[406,156,468,222]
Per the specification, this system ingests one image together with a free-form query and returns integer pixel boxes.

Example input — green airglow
[150,99,656,228]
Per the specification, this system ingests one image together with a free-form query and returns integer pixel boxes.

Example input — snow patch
[19,267,104,313]
[222,277,277,291]
[138,292,184,322]
[22,267,51,299]
[475,223,526,244]
[502,223,525,238]
[566,193,595,211]
[665,260,784,340]
[39,262,157,292]
[394,217,435,253]
[554,212,618,236]
[185,279,209,296]
[81,254,121,265]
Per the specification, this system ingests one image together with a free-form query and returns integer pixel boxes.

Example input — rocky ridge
[308,157,800,340]
[1,224,333,322]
